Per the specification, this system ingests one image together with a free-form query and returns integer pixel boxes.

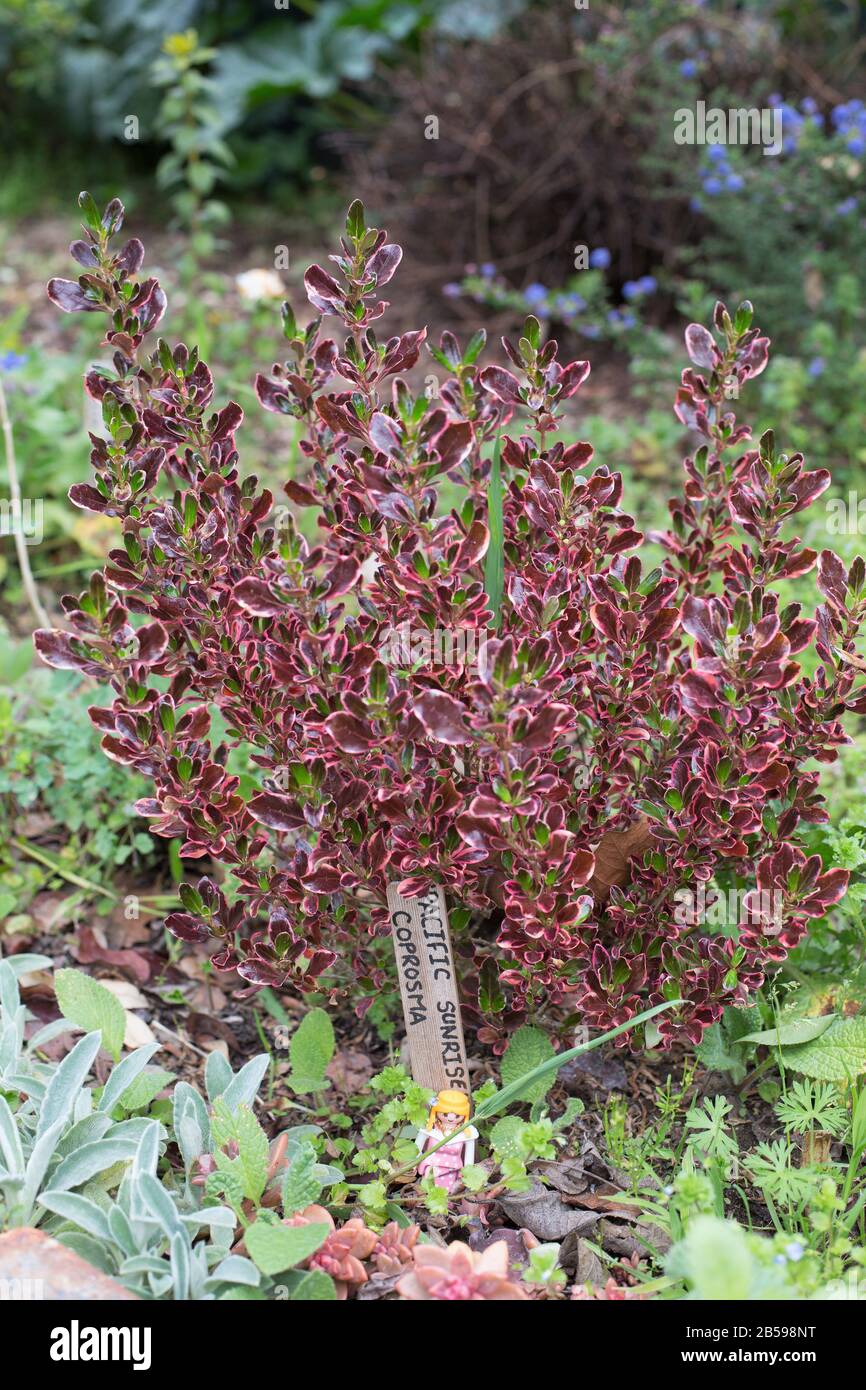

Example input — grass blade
[483,432,504,629]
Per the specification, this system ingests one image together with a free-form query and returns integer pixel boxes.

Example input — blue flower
[607,309,621,324]
[703,176,724,196]
[785,1242,805,1262]
[801,97,818,115]
[442,282,462,298]
[621,312,637,328]
[589,247,611,269]
[708,145,728,164]
[555,293,585,318]
[622,277,656,301]
[726,173,745,191]
[581,324,601,339]
[523,282,548,305]
[679,59,698,78]
[807,357,825,378]
[847,135,866,156]
[480,262,496,279]
[835,197,858,216]
[0,350,26,372]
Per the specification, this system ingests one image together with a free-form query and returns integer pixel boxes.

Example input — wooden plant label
[387,882,470,1094]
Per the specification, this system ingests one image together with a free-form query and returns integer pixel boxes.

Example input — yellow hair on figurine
[427,1088,471,1128]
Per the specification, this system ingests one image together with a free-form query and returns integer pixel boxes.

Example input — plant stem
[13,838,118,899]
[0,377,49,629]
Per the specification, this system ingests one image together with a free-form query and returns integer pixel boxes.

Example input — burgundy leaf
[322,712,376,753]
[684,323,716,371]
[47,278,101,313]
[414,691,473,745]
[479,366,523,405]
[367,243,402,286]
[233,579,285,617]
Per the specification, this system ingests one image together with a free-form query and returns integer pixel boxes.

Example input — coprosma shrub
[37,193,866,1049]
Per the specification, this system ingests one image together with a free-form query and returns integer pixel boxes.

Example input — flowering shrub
[35,192,866,1049]
[449,257,658,346]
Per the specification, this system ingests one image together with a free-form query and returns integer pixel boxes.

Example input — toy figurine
[416,1089,477,1194]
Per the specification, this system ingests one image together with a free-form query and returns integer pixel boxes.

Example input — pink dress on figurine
[417,1124,478,1193]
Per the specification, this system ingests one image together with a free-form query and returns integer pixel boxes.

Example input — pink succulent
[397,1241,528,1301]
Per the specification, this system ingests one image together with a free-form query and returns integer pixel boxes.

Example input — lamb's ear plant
[0,958,165,1231]
[37,192,866,1056]
[0,958,335,1298]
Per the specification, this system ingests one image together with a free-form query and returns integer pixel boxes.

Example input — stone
[0,1228,138,1300]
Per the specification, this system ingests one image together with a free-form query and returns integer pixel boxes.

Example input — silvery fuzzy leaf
[205,1050,232,1102]
[0,1017,24,1074]
[58,1231,116,1275]
[193,1205,236,1240]
[2,1073,45,1101]
[53,1113,113,1158]
[21,1116,66,1221]
[138,1171,183,1238]
[108,1203,138,1257]
[132,1119,161,1181]
[283,1123,322,1156]
[39,1189,113,1242]
[170,1229,192,1300]
[36,1031,101,1140]
[120,1255,170,1277]
[207,1255,260,1288]
[46,1136,138,1193]
[98,1042,161,1113]
[72,1087,95,1125]
[27,1019,76,1052]
[188,1241,210,1301]
[173,1081,210,1170]
[110,1117,166,1144]
[3,954,53,978]
[0,1095,24,1175]
[220,1053,269,1112]
[0,961,21,1018]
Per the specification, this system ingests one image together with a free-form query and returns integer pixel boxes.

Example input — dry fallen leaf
[497,1182,604,1242]
[326,1047,375,1094]
[590,816,654,902]
[123,1012,157,1049]
[99,979,148,1010]
[75,926,152,984]
[96,978,157,1050]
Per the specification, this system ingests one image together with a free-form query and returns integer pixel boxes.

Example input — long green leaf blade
[483,432,504,629]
